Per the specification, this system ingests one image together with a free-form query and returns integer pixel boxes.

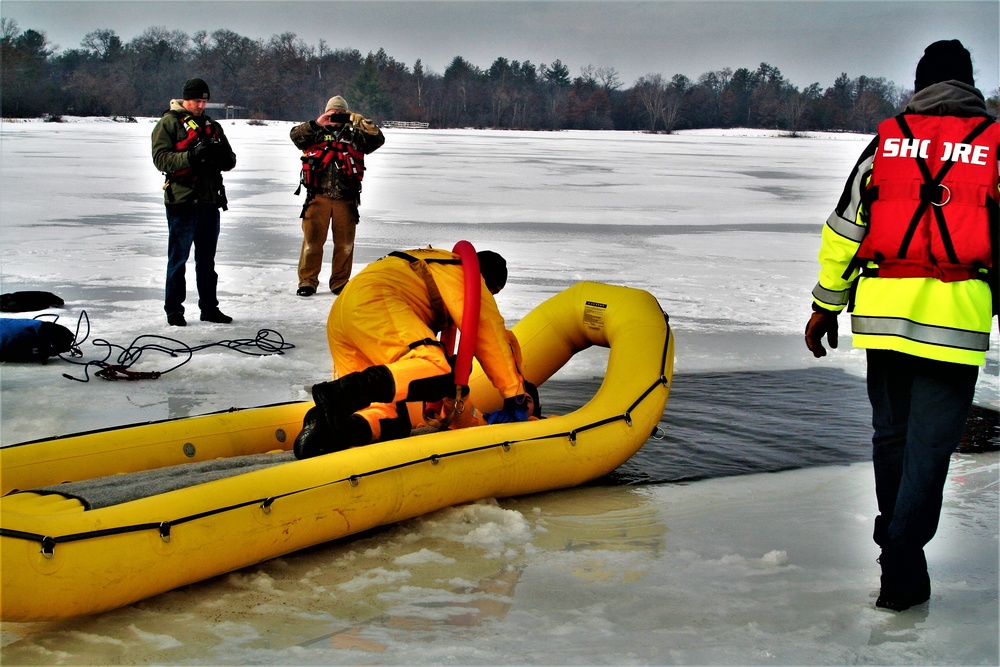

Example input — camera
[327,112,351,123]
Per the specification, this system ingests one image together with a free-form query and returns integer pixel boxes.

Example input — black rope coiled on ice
[56,310,295,383]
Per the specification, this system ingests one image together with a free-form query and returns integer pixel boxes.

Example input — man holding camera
[151,77,237,327]
[290,96,385,297]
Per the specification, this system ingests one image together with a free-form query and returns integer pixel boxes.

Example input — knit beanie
[914,40,974,91]
[477,251,507,293]
[325,96,350,112]
[182,78,211,101]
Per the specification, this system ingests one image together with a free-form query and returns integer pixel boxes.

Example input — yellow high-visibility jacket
[811,81,997,366]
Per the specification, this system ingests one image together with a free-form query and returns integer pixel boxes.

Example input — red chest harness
[165,111,221,185]
[854,113,998,282]
[294,126,366,196]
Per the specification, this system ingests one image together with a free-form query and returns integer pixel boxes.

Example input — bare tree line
[4,19,996,131]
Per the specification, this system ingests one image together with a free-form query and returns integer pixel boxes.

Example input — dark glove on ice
[485,394,531,424]
[805,304,839,358]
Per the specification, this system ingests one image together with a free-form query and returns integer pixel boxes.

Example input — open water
[538,368,996,487]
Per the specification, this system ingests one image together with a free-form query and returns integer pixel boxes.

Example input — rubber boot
[293,406,330,459]
[311,365,396,429]
[378,404,413,442]
[293,409,374,459]
[337,414,374,448]
[876,548,930,611]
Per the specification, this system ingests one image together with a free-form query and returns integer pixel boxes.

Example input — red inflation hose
[450,240,480,387]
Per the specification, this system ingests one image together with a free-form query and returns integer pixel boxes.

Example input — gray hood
[904,81,992,118]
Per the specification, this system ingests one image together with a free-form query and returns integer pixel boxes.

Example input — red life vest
[166,111,222,185]
[296,127,366,195]
[856,113,999,282]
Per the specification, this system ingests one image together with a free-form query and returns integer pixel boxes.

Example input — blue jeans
[867,349,978,554]
[164,203,220,315]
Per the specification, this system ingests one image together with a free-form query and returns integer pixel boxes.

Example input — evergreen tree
[0,19,920,131]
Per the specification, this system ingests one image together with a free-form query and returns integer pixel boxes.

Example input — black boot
[293,407,331,459]
[339,414,374,448]
[876,548,930,611]
[311,366,395,429]
[293,409,374,458]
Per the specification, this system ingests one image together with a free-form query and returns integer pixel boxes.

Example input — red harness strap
[295,127,367,196]
[424,241,481,430]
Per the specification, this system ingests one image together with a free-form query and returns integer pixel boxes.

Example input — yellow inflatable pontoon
[0,282,674,621]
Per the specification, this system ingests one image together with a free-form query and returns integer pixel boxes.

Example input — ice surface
[0,118,997,663]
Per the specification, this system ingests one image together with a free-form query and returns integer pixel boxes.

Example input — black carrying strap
[387,250,461,266]
[298,192,313,219]
[215,176,228,212]
[408,337,444,351]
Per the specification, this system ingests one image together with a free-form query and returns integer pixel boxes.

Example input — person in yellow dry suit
[294,246,531,458]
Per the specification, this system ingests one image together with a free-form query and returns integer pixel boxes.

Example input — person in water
[294,246,531,459]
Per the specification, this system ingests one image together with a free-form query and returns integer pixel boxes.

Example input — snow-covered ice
[0,118,996,664]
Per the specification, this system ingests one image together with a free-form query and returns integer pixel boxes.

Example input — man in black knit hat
[805,40,997,611]
[151,78,237,326]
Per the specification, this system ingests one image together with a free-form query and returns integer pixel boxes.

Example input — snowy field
[0,118,997,664]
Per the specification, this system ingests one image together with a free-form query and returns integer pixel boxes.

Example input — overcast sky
[4,1,998,94]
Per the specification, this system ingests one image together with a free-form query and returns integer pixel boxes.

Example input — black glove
[805,304,839,358]
[188,142,211,167]
[210,144,236,171]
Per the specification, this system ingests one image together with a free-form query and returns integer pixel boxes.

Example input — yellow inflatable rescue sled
[0,282,674,621]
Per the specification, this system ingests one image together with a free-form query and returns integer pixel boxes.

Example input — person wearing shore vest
[805,40,998,612]
[294,247,529,459]
[290,96,385,297]
[151,78,237,327]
